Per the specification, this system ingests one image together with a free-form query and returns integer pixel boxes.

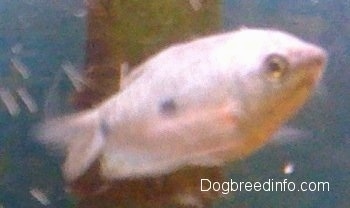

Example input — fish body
[37,28,327,181]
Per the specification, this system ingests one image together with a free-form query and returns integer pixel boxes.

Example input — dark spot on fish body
[100,119,110,137]
[159,98,177,116]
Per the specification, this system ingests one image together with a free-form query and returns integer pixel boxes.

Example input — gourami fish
[36,28,327,182]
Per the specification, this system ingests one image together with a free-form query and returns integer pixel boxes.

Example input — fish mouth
[290,65,324,103]
[302,60,326,87]
[290,44,327,75]
[268,49,326,120]
[293,45,327,88]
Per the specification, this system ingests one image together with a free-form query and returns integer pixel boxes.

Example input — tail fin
[34,110,105,181]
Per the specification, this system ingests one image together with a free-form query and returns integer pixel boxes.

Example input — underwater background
[0,0,349,207]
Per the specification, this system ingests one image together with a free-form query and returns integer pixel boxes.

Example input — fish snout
[306,46,327,69]
[288,45,327,85]
[294,45,327,69]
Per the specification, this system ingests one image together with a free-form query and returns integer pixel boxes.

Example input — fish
[35,28,327,182]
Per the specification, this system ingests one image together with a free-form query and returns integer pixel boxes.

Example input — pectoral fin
[63,125,105,181]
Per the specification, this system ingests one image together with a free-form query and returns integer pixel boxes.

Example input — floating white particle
[16,87,38,113]
[10,58,30,79]
[119,61,133,89]
[73,8,87,18]
[176,193,203,208]
[17,13,33,29]
[189,0,202,11]
[62,62,85,92]
[283,162,295,175]
[11,43,23,55]
[83,0,97,8]
[30,188,50,206]
[120,62,130,77]
[0,88,20,116]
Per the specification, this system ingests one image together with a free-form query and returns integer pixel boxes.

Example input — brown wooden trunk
[70,1,222,207]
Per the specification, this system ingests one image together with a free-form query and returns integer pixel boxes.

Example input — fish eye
[264,54,289,80]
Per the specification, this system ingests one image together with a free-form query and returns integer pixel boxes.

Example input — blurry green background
[0,0,349,207]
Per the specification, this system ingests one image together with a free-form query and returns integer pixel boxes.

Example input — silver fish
[36,28,327,181]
